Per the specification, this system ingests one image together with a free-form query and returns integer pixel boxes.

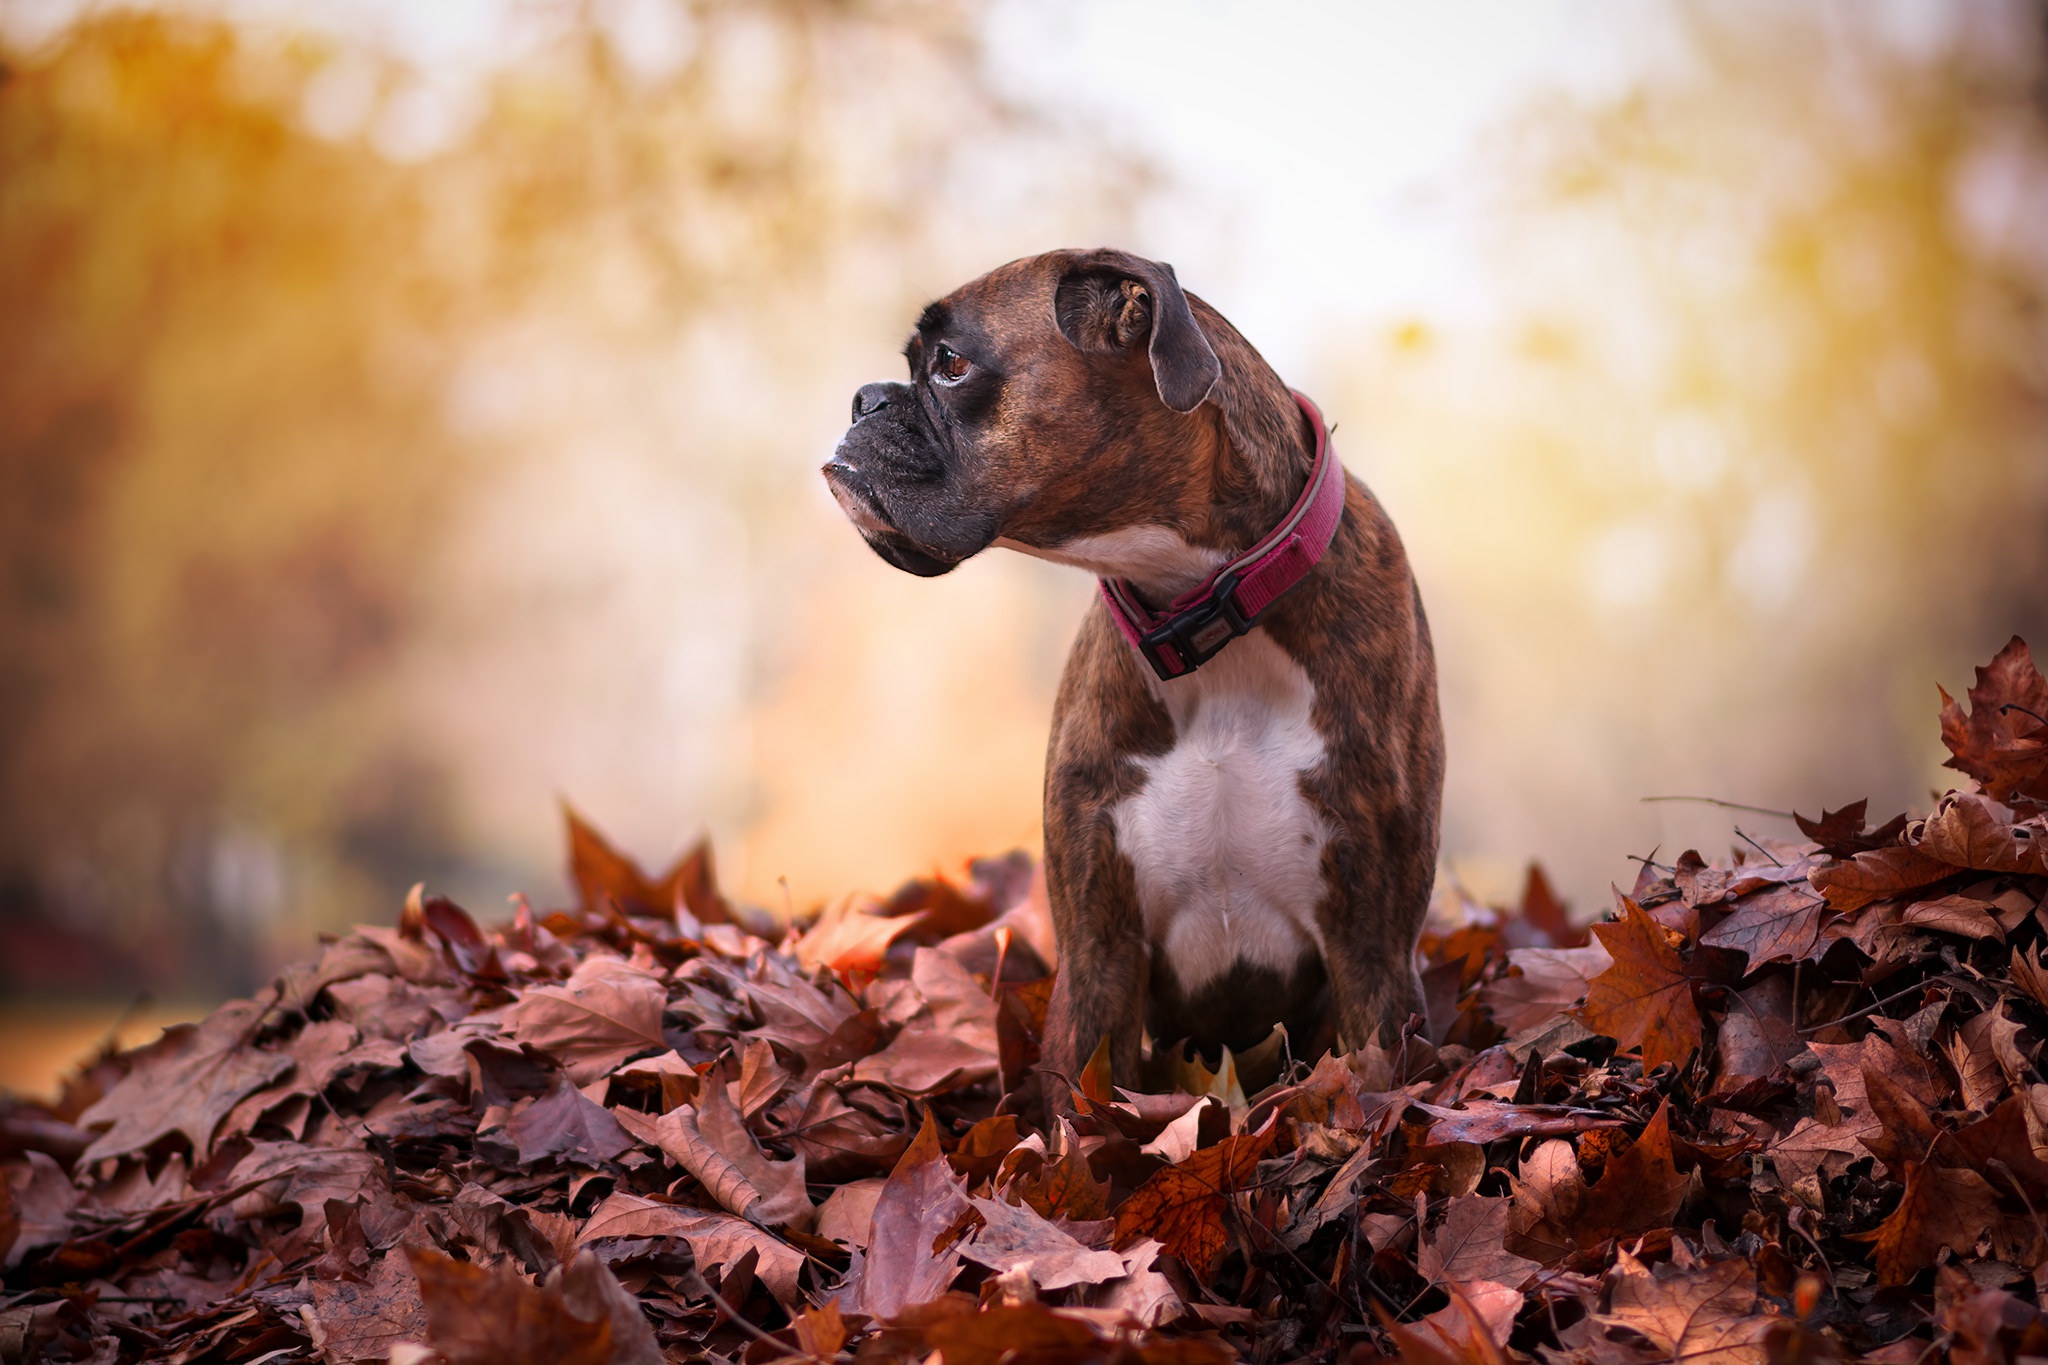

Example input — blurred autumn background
[2,0,2045,1089]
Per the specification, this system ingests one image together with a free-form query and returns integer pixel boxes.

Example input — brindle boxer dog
[824,248,1443,1097]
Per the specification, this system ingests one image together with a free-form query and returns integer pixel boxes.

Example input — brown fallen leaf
[1477,943,1613,1034]
[1938,635,2048,807]
[409,1245,661,1365]
[1698,882,1829,965]
[565,802,731,925]
[1572,1101,1688,1247]
[844,1108,970,1318]
[1795,799,1910,857]
[1578,898,1703,1076]
[1863,1161,2008,1285]
[75,994,294,1166]
[1110,1122,1277,1277]
[1911,791,2048,877]
[496,1075,636,1167]
[305,1250,430,1365]
[793,894,925,979]
[577,1190,806,1307]
[1711,975,1802,1094]
[1809,843,1957,913]
[1419,1194,1540,1291]
[502,956,668,1085]
[1593,1247,1773,1365]
[957,1194,1126,1290]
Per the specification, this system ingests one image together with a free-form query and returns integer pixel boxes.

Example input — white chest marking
[1110,629,1332,993]
[994,527,1226,601]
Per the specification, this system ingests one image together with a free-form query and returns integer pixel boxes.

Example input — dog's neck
[1192,301,1316,550]
[995,302,1317,605]
[1122,302,1314,604]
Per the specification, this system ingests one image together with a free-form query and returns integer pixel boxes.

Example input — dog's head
[823,248,1223,576]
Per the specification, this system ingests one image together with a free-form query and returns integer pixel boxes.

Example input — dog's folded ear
[1053,250,1221,414]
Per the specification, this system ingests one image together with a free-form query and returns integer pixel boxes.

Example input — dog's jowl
[826,248,1444,1094]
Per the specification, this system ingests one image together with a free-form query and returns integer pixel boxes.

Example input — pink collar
[1100,391,1345,681]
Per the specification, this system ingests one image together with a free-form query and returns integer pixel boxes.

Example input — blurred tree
[1347,0,2048,904]
[0,2,1136,997]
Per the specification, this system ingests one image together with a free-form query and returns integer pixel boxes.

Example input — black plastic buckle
[1136,571,1250,680]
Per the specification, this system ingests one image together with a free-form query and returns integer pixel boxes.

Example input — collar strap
[1099,391,1344,682]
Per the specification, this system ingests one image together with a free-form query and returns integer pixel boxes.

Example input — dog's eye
[933,344,971,385]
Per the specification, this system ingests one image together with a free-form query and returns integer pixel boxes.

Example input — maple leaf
[1111,1122,1276,1277]
[1003,1120,1112,1222]
[844,1108,971,1318]
[1863,1161,2010,1285]
[1794,798,1909,857]
[1577,898,1703,1075]
[1807,843,1956,912]
[1698,882,1828,965]
[564,802,732,924]
[1910,791,2048,875]
[1939,635,2048,807]
[1477,943,1613,1034]
[852,948,1001,1095]
[494,1075,635,1166]
[1594,1248,1773,1365]
[1710,975,1801,1095]
[922,1303,1114,1365]
[75,995,293,1165]
[502,956,667,1085]
[792,893,925,978]
[614,1082,812,1229]
[957,1194,1127,1291]
[1572,1101,1689,1246]
[1419,1194,1540,1290]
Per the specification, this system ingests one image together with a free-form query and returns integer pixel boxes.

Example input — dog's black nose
[851,383,893,422]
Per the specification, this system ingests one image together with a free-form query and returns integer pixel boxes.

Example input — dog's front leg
[1039,804,1149,1099]
[1317,830,1431,1054]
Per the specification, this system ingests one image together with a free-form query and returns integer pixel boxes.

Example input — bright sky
[4,0,1665,372]
[983,0,1667,374]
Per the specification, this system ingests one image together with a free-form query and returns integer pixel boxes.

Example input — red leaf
[1939,635,2048,806]
[1577,898,1703,1075]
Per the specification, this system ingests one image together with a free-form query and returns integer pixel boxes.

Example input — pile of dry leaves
[6,639,2048,1365]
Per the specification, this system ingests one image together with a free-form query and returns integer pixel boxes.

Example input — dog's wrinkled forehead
[910,257,1052,356]
[916,249,1221,415]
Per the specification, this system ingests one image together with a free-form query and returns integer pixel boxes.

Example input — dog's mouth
[822,460,966,578]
